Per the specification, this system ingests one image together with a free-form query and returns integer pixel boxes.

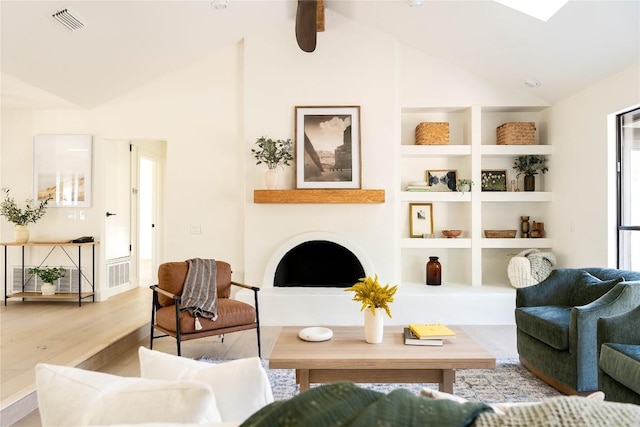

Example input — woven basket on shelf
[496,122,535,145]
[415,122,449,145]
[484,230,517,238]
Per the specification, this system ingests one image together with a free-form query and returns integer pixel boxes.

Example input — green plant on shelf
[28,266,66,284]
[513,155,548,178]
[456,179,474,194]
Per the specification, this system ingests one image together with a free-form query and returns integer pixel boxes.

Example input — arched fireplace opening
[274,240,365,288]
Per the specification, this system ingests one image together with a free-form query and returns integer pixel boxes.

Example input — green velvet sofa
[597,305,640,404]
[515,268,640,395]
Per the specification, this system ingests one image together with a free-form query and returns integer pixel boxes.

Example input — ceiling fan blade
[296,0,317,53]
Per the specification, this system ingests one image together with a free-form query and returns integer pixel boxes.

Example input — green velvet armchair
[515,268,640,395]
[597,305,640,404]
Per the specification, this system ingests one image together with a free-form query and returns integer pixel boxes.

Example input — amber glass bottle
[426,256,441,286]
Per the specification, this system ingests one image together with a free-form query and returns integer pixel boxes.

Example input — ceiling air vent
[52,8,85,31]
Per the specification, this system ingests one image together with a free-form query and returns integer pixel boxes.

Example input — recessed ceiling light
[495,0,568,22]
[408,0,423,7]
[524,78,541,88]
[211,0,228,10]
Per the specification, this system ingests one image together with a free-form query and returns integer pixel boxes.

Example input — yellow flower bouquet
[344,274,398,317]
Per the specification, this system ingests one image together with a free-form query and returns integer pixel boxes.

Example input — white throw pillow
[138,347,273,423]
[35,363,222,427]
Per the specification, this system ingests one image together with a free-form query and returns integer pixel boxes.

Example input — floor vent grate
[107,258,131,288]
[12,266,81,293]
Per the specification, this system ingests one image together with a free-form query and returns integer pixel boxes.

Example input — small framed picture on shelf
[426,169,457,192]
[409,203,434,237]
[481,169,507,192]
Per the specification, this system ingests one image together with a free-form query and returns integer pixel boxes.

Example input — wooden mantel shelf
[254,189,385,204]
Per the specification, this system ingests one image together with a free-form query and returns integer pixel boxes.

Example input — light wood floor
[1,287,518,427]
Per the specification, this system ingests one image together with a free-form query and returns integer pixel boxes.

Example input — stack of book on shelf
[405,181,430,192]
[404,323,457,346]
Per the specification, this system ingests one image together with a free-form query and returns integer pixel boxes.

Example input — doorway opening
[133,142,165,288]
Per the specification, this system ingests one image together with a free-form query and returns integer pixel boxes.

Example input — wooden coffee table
[269,326,495,393]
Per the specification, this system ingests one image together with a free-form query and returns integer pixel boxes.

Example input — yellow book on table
[408,323,456,340]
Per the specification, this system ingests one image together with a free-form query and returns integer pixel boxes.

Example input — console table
[2,241,99,306]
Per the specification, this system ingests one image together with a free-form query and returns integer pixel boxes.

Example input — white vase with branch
[251,137,293,189]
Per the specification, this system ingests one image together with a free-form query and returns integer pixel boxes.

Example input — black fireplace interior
[274,240,365,287]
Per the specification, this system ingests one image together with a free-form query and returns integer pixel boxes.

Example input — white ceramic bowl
[298,327,333,342]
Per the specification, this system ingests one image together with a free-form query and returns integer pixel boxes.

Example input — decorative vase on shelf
[14,225,29,243]
[264,169,279,189]
[523,175,535,192]
[364,308,384,344]
[426,256,441,286]
[521,216,530,238]
[41,283,56,296]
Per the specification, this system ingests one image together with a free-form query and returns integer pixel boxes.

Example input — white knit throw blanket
[528,250,556,283]
[180,258,218,329]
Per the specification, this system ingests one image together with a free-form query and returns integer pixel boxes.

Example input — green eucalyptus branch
[250,136,293,170]
[1,188,51,226]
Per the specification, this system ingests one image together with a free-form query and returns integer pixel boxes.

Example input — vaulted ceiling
[1,1,638,109]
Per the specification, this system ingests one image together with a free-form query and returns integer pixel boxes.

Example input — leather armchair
[150,261,261,357]
[515,268,640,394]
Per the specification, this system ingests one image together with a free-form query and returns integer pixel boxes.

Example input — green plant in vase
[513,155,548,191]
[1,188,51,242]
[28,266,65,295]
[456,179,474,194]
[251,136,293,189]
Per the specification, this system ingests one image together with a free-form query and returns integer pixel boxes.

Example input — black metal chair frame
[150,282,261,357]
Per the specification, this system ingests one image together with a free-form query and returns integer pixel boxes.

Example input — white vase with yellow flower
[344,275,398,344]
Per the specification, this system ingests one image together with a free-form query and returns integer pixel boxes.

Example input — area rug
[199,357,562,403]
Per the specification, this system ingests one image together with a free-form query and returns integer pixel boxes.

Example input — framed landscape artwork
[33,134,93,207]
[426,169,457,192]
[481,169,507,192]
[295,106,361,189]
[409,203,434,237]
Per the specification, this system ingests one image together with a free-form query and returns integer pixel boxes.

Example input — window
[617,107,640,270]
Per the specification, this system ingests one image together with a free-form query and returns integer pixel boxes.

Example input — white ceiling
[1,0,638,109]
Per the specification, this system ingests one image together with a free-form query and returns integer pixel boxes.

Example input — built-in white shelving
[480,238,552,249]
[400,238,472,249]
[398,104,552,288]
[399,192,472,202]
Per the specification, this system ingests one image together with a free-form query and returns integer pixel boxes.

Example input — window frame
[616,107,640,269]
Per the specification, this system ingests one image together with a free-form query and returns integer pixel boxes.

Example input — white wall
[546,64,640,268]
[1,10,636,301]
[241,13,548,287]
[1,44,245,298]
[242,13,400,286]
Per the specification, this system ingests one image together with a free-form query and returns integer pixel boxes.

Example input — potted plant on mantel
[250,136,293,189]
[0,188,51,243]
[513,155,549,191]
[344,275,398,344]
[28,266,65,295]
